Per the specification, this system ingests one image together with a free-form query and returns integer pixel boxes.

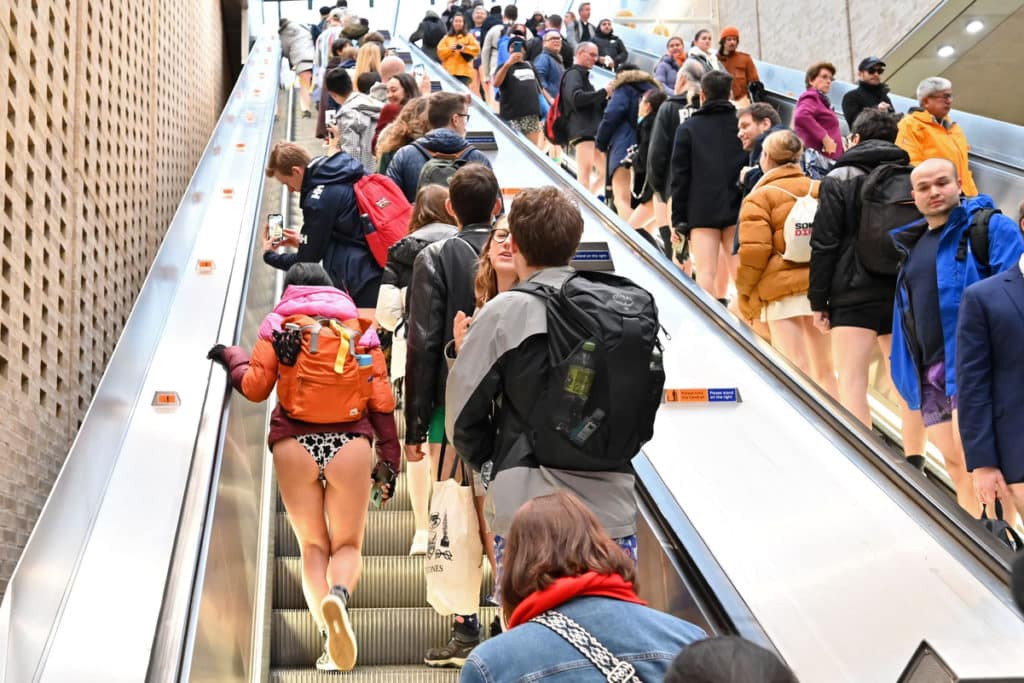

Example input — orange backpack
[274,314,383,423]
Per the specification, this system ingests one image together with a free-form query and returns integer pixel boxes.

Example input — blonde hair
[354,43,381,80]
[761,130,803,165]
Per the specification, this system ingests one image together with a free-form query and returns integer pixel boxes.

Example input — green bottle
[557,340,597,432]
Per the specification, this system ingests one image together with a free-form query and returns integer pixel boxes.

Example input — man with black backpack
[385,91,491,202]
[446,186,664,601]
[807,109,927,465]
[890,158,1023,515]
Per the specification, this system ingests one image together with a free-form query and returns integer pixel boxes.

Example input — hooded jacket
[793,88,845,160]
[654,53,683,92]
[437,31,481,80]
[279,20,316,70]
[596,70,660,174]
[736,165,820,320]
[376,223,458,332]
[335,91,383,172]
[404,226,492,445]
[808,139,909,311]
[220,285,399,470]
[890,196,1023,408]
[841,81,894,127]
[591,26,628,69]
[410,11,446,59]
[384,128,492,202]
[897,110,978,196]
[647,92,698,201]
[681,46,719,95]
[561,64,608,141]
[670,99,746,230]
[263,153,382,307]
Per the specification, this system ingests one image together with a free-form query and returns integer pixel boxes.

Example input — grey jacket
[336,92,383,173]
[279,20,315,70]
[445,267,637,538]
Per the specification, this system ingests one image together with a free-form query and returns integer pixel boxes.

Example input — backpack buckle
[607,661,636,683]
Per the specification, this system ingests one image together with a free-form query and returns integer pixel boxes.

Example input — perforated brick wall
[0,0,227,598]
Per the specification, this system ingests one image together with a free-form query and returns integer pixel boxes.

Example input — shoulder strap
[530,610,641,683]
[956,208,998,271]
[411,142,432,161]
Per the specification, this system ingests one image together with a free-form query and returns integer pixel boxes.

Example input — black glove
[207,344,228,368]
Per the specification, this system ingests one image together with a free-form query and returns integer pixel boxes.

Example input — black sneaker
[320,585,357,671]
[424,626,480,668]
[489,615,503,638]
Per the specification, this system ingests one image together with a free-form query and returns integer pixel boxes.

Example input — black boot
[658,225,673,260]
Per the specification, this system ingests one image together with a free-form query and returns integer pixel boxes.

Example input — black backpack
[955,207,999,278]
[857,163,922,276]
[515,271,665,471]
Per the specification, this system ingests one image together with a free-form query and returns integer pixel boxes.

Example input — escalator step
[277,510,423,557]
[277,474,411,512]
[271,606,499,667]
[270,666,460,682]
[274,556,494,609]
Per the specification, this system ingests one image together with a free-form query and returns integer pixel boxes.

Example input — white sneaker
[320,586,357,671]
[409,529,429,556]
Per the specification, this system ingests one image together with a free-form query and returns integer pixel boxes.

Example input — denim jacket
[459,596,706,682]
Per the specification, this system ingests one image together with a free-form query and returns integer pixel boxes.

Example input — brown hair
[376,97,429,156]
[265,141,311,177]
[355,42,382,80]
[804,61,835,88]
[474,217,516,307]
[448,163,500,226]
[508,186,582,268]
[428,91,470,130]
[500,491,637,623]
[761,129,803,165]
[409,185,452,233]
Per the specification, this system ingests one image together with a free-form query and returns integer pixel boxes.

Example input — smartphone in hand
[268,213,284,243]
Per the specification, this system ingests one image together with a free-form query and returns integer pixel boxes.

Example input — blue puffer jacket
[595,70,660,176]
[264,152,383,307]
[654,53,680,92]
[890,195,1024,408]
[384,128,492,202]
[460,596,706,682]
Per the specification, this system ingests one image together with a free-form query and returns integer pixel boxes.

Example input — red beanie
[720,25,740,40]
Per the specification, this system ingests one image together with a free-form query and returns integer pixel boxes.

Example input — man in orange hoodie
[897,76,978,196]
[717,26,759,105]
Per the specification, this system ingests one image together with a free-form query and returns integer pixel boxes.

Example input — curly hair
[376,97,430,156]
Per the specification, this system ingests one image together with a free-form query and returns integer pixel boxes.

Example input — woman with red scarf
[460,491,706,682]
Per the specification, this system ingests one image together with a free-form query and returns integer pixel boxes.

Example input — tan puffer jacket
[736,164,819,321]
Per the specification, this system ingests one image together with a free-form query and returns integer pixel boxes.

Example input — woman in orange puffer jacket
[737,130,838,398]
[436,13,481,85]
[207,262,398,673]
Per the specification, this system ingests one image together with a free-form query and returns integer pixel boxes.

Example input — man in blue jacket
[385,91,491,202]
[890,158,1024,515]
[955,256,1024,524]
[263,141,383,309]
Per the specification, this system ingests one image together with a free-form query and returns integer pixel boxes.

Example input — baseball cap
[858,56,886,72]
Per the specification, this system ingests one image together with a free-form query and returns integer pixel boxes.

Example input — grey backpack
[413,143,475,192]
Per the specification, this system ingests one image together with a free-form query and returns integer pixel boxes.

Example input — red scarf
[508,572,646,628]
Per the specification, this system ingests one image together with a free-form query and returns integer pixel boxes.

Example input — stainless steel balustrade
[400,37,1024,681]
[0,37,282,683]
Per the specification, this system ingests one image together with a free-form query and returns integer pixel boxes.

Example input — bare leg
[323,437,374,593]
[877,334,928,456]
[407,454,432,533]
[713,247,730,300]
[525,129,543,148]
[689,228,722,296]
[473,495,497,581]
[1004,483,1024,529]
[274,438,330,627]
[628,201,655,231]
[830,326,877,426]
[611,167,631,219]
[802,316,839,400]
[593,149,607,196]
[768,317,811,376]
[297,70,313,114]
[926,414,978,517]
[574,141,596,192]
[720,226,739,281]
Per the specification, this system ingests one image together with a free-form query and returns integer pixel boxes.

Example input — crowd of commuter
[215,0,1024,676]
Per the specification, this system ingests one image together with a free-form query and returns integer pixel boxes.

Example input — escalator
[3,11,1024,683]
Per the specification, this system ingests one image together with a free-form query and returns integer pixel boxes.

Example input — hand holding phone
[267,213,284,244]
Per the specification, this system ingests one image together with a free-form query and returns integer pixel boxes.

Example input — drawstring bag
[757,181,819,263]
[425,442,483,616]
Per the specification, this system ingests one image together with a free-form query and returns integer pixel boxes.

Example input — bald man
[370,55,431,102]
[889,158,1024,516]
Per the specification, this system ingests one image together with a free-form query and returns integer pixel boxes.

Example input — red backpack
[354,174,413,268]
[544,69,572,146]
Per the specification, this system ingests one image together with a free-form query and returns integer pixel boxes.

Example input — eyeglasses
[456,112,471,120]
[930,92,954,100]
[491,227,511,243]
[867,67,885,75]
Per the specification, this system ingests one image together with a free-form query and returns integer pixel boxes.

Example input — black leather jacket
[403,225,491,444]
